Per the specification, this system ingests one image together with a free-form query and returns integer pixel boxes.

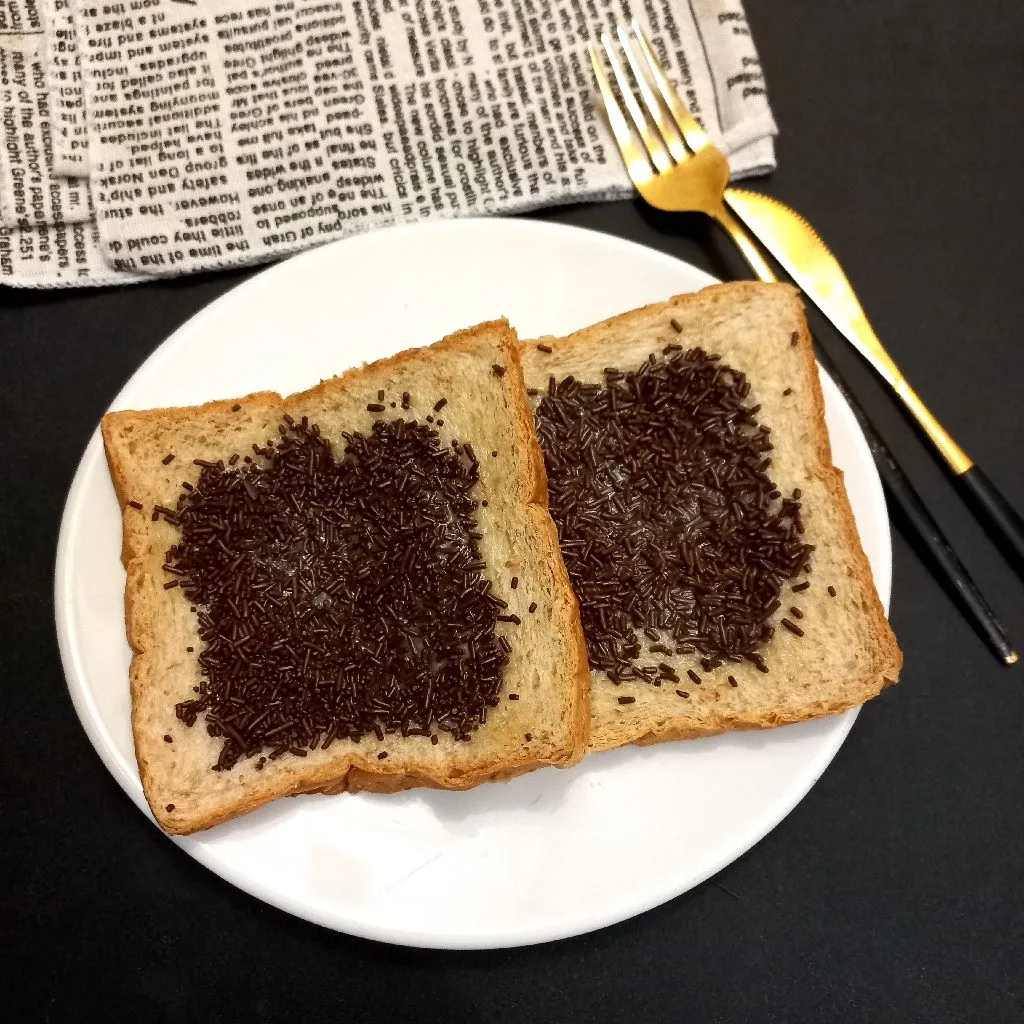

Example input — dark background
[3,2,1022,1021]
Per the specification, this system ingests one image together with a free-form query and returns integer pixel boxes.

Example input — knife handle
[820,357,1016,664]
[958,466,1024,576]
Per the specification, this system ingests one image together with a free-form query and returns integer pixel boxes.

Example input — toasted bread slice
[521,283,901,752]
[102,320,589,834]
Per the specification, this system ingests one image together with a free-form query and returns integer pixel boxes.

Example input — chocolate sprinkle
[508,693,519,700]
[162,453,175,465]
[789,607,804,619]
[164,416,510,770]
[510,576,518,589]
[378,751,388,760]
[828,585,837,597]
[728,675,738,687]
[793,581,811,592]
[492,364,506,377]
[434,398,448,412]
[533,348,811,685]
[676,690,688,698]
[524,733,532,741]
[528,602,537,614]
[165,804,175,812]
[128,500,143,510]
[781,618,804,637]
[163,734,173,743]
[782,388,793,396]
[617,695,635,705]
[536,343,552,353]
[366,403,385,413]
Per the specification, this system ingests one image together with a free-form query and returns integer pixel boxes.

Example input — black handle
[815,348,1016,664]
[958,466,1024,577]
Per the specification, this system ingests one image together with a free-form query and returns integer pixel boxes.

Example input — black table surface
[3,2,1022,1021]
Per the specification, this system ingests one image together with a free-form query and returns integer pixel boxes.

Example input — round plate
[56,218,891,948]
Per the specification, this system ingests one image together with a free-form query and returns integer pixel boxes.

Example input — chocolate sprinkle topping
[164,416,510,770]
[828,585,837,597]
[231,404,242,412]
[781,618,804,637]
[128,500,143,510]
[536,344,552,353]
[533,348,812,684]
[162,453,175,465]
[492,364,506,377]
[617,695,635,705]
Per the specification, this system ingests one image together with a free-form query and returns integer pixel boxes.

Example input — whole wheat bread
[102,320,590,834]
[520,283,902,752]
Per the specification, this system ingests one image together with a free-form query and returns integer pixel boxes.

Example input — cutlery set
[590,21,1023,663]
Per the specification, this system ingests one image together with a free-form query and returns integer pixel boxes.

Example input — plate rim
[54,216,891,948]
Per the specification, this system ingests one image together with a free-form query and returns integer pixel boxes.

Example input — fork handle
[958,466,1024,575]
[713,206,779,284]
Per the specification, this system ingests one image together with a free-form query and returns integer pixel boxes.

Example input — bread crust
[103,321,590,834]
[521,283,902,752]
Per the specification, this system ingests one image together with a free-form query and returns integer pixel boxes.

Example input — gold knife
[724,188,1024,582]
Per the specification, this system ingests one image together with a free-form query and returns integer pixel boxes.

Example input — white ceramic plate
[56,218,891,949]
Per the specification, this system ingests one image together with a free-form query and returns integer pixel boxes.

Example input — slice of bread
[520,283,901,753]
[102,320,589,834]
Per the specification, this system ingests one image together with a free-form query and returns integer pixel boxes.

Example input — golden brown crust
[103,321,589,834]
[522,282,902,752]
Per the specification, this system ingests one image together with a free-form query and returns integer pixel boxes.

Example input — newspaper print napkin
[1,0,778,288]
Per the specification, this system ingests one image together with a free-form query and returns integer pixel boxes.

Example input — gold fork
[590,19,999,485]
[588,22,776,283]
[589,22,1021,661]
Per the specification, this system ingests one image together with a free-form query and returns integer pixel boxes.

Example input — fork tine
[631,18,710,153]
[615,23,686,164]
[600,33,672,174]
[586,41,653,185]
